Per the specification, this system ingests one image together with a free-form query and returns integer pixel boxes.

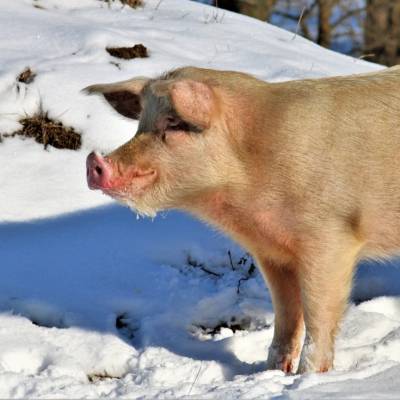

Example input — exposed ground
[106,44,148,59]
[11,112,81,150]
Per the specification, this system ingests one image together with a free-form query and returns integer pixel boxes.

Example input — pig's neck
[184,189,295,265]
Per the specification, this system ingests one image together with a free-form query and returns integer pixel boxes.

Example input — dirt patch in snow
[106,44,148,60]
[3,112,81,150]
[87,372,121,383]
[100,0,144,8]
[190,315,271,340]
[115,312,139,341]
[195,316,253,335]
[17,67,36,84]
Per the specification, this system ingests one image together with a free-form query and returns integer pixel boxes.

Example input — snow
[0,0,399,398]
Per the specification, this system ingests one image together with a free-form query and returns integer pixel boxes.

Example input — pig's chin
[126,199,159,218]
[101,187,159,218]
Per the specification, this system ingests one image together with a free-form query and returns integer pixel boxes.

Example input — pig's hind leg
[263,262,305,373]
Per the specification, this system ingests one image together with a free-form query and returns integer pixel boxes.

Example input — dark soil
[106,44,148,60]
[100,0,144,8]
[87,372,121,382]
[17,67,36,84]
[192,314,271,339]
[120,0,143,7]
[8,113,81,150]
[115,312,138,341]
[195,316,252,336]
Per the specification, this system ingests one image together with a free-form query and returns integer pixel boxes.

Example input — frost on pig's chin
[110,185,159,218]
[125,199,158,218]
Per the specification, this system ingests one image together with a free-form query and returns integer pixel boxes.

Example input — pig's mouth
[86,151,157,202]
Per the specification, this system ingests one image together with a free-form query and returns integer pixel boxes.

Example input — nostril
[95,165,102,176]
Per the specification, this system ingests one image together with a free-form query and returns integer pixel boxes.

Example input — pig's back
[265,67,400,255]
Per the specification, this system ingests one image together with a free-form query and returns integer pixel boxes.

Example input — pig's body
[221,67,400,258]
[85,65,400,373]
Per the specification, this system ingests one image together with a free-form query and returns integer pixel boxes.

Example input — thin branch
[188,362,203,396]
[273,10,301,21]
[228,250,235,271]
[275,2,317,41]
[200,266,222,277]
[154,0,163,10]
[358,53,375,59]
[331,7,365,29]
[186,255,222,277]
[292,6,306,40]
[236,263,256,295]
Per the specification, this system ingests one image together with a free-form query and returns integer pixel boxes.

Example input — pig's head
[85,68,244,217]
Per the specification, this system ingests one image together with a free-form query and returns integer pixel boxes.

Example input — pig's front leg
[262,261,304,373]
[297,230,361,373]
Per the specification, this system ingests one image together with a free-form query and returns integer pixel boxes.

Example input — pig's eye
[165,116,190,132]
[157,116,202,141]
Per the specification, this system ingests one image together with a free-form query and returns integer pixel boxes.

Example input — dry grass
[17,67,36,84]
[4,111,81,150]
[87,372,121,383]
[195,316,252,336]
[106,44,148,60]
[100,0,144,9]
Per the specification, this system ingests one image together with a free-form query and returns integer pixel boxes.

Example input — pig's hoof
[297,341,333,373]
[266,346,299,374]
[267,355,296,373]
[297,362,332,374]
[297,355,332,374]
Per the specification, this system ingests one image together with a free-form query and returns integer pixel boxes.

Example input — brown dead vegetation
[195,316,252,335]
[100,0,144,9]
[106,44,148,60]
[191,314,270,338]
[115,312,138,340]
[87,372,121,383]
[17,68,36,84]
[4,112,81,150]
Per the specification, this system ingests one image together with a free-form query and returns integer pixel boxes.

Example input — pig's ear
[170,80,215,129]
[83,77,149,120]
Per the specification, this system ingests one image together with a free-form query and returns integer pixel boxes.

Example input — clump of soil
[190,315,270,339]
[17,67,36,84]
[87,372,121,383]
[120,0,143,7]
[101,0,144,8]
[115,312,138,340]
[106,44,148,60]
[10,112,81,150]
[196,317,252,335]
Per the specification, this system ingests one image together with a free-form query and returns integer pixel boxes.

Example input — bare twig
[200,266,222,277]
[358,53,375,60]
[292,6,306,41]
[154,0,163,10]
[237,262,256,295]
[274,10,301,21]
[188,362,203,396]
[275,2,316,41]
[187,255,222,277]
[203,0,225,25]
[228,250,235,271]
[331,6,365,29]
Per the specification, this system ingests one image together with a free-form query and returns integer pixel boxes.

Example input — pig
[85,65,400,373]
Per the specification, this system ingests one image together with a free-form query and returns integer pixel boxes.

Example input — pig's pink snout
[86,152,113,190]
